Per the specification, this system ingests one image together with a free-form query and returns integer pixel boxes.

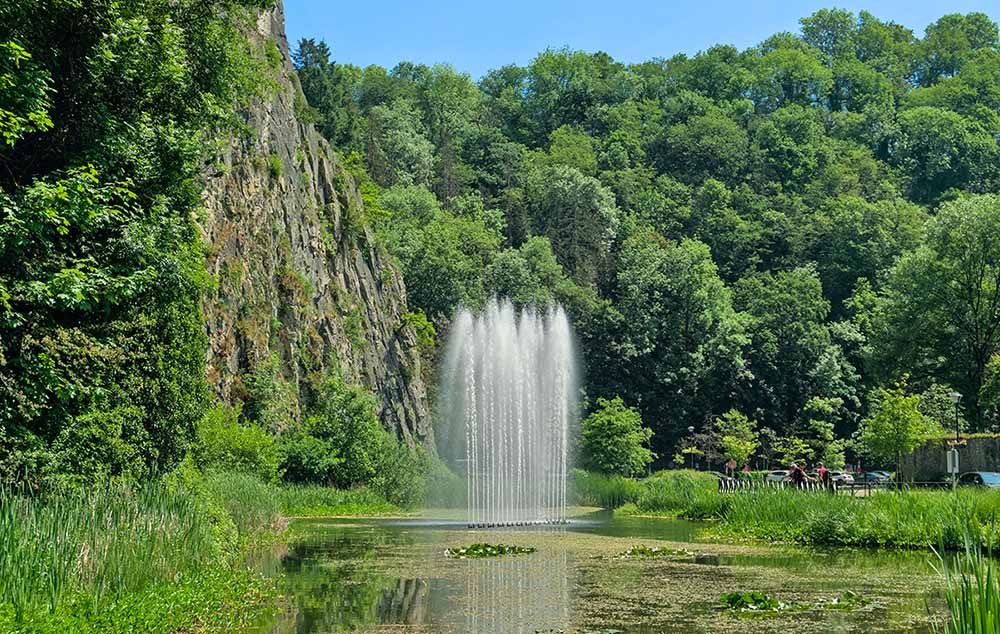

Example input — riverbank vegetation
[0,469,281,632]
[574,469,1000,551]
[936,543,1000,633]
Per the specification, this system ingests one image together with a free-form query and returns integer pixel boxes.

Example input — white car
[829,471,854,485]
[765,470,790,482]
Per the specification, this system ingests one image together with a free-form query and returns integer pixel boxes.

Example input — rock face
[198,2,431,447]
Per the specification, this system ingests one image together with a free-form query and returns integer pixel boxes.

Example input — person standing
[816,462,832,493]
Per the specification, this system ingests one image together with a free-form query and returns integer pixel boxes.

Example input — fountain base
[466,520,569,528]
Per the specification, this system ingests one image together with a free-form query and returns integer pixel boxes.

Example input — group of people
[786,462,836,490]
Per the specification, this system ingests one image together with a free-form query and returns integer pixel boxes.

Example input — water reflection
[262,522,572,633]
[259,517,947,634]
[465,540,570,633]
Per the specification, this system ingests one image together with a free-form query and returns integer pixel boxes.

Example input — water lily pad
[444,543,536,558]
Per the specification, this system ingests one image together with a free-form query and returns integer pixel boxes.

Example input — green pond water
[255,510,949,633]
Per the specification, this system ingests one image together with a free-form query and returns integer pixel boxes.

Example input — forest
[2,2,1000,631]
[2,3,1000,490]
[292,9,1000,469]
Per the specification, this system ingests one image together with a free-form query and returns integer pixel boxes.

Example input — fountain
[440,298,577,527]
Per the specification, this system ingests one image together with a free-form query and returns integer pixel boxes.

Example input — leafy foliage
[580,397,654,477]
[0,0,274,488]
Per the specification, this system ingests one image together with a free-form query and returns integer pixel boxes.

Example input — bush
[423,458,467,508]
[278,374,385,488]
[370,440,427,508]
[193,405,281,483]
[579,396,654,477]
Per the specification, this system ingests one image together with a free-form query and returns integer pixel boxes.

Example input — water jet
[440,298,577,527]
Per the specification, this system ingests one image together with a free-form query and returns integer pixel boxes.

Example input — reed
[934,541,1000,633]
[0,484,216,616]
[278,484,399,516]
[570,469,642,509]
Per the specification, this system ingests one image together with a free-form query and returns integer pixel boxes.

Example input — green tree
[524,164,620,286]
[714,409,759,469]
[293,38,363,151]
[872,195,1000,428]
[366,99,435,187]
[610,230,748,456]
[580,396,654,477]
[735,267,858,433]
[857,378,937,477]
[0,0,270,487]
[915,13,999,86]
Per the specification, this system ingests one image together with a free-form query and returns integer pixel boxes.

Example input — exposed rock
[198,2,431,447]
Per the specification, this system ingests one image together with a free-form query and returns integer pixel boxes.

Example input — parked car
[957,472,1000,488]
[871,470,893,480]
[857,472,890,484]
[829,471,854,485]
[765,470,790,482]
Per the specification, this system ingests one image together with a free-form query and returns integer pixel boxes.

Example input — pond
[255,510,949,633]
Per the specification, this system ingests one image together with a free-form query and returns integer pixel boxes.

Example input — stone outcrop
[198,2,431,447]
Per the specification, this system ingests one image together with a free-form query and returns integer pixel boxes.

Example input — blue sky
[283,1,999,79]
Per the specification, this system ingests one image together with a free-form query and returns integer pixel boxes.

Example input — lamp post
[949,391,962,489]
[687,426,695,470]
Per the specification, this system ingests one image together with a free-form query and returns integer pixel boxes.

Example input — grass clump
[571,469,641,508]
[444,543,536,558]
[934,542,1000,633]
[278,484,399,517]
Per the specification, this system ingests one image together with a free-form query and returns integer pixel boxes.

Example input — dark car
[957,472,1000,488]
[857,472,890,484]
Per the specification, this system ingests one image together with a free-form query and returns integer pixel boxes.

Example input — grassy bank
[0,465,411,632]
[572,469,722,518]
[0,470,282,633]
[709,487,1000,550]
[279,484,399,516]
[574,469,1000,551]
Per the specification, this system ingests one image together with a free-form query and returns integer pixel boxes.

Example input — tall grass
[571,469,642,508]
[634,470,723,518]
[934,542,1000,633]
[711,487,1000,550]
[278,484,399,516]
[0,484,217,616]
[203,470,283,536]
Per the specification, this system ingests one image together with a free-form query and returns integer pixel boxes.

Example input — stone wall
[900,436,1000,480]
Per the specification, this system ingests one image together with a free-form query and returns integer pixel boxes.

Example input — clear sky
[283,0,999,79]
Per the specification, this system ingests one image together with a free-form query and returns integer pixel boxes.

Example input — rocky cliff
[198,3,431,446]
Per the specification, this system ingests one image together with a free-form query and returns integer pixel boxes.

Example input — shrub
[579,396,654,477]
[278,374,385,488]
[193,405,281,483]
[370,440,427,509]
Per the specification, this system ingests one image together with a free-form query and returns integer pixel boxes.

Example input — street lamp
[687,426,695,470]
[949,391,962,489]
[949,392,963,442]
